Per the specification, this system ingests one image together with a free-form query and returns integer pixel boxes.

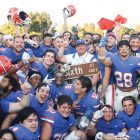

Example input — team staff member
[57,39,99,87]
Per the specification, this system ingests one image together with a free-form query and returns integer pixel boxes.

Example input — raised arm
[100,66,112,99]
[8,77,31,113]
[98,47,112,66]
[57,46,68,63]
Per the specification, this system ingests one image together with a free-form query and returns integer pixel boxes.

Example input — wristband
[98,55,105,60]
[91,118,98,124]
[15,64,20,70]
[22,59,29,65]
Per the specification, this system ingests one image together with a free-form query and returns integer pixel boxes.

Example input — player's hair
[101,104,113,111]
[121,33,130,39]
[130,34,140,41]
[63,31,72,41]
[43,49,56,59]
[42,33,53,40]
[57,95,73,107]
[4,74,20,91]
[121,96,136,106]
[117,40,130,50]
[30,34,41,42]
[77,76,92,92]
[93,33,101,38]
[0,128,17,140]
[17,107,38,123]
[36,83,50,92]
[84,32,93,37]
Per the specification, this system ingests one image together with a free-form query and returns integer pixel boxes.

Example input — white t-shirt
[65,52,97,65]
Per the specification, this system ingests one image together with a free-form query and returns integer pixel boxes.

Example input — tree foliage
[1,11,140,37]
[29,11,52,34]
[0,11,52,36]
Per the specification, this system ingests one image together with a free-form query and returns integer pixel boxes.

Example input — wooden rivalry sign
[64,62,99,79]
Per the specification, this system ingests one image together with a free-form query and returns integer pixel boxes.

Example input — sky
[0,0,139,29]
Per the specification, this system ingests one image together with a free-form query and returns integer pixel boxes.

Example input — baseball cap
[76,39,85,46]
[3,35,14,41]
[107,32,116,39]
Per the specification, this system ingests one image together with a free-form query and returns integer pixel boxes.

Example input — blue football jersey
[0,47,33,64]
[2,91,19,102]
[96,118,125,135]
[49,82,68,102]
[125,130,140,140]
[41,109,75,140]
[117,104,140,130]
[10,124,38,140]
[110,53,140,88]
[29,94,48,117]
[31,62,56,79]
[17,92,48,118]
[64,86,100,120]
[0,100,10,114]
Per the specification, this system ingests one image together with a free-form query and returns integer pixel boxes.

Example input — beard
[0,86,9,98]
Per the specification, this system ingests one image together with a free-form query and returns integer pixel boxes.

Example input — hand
[88,46,94,54]
[98,38,108,47]
[92,107,106,122]
[113,23,123,32]
[95,132,103,140]
[117,132,126,138]
[99,92,105,100]
[19,77,31,95]
[77,116,90,131]
[43,76,53,85]
[62,8,69,20]
[98,47,106,57]
[24,39,37,46]
[28,56,39,63]
[51,22,57,29]
[60,64,70,73]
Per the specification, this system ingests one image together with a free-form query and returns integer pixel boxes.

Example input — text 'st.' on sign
[65,62,99,79]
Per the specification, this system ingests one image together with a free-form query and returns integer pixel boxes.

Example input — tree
[0,11,52,36]
[29,12,52,34]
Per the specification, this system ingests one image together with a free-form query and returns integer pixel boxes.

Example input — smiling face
[122,100,135,115]
[55,72,64,86]
[29,75,41,88]
[36,85,50,104]
[43,36,52,46]
[21,113,38,133]
[43,52,55,67]
[13,37,24,53]
[118,45,130,57]
[76,44,86,56]
[54,37,64,49]
[57,103,72,118]
[130,38,140,52]
[4,38,14,48]
[103,107,114,122]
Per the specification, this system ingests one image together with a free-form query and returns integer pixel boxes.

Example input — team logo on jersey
[0,48,5,51]
[65,84,72,89]
[92,93,98,99]
[12,127,19,132]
